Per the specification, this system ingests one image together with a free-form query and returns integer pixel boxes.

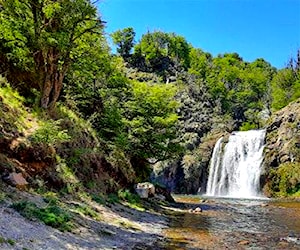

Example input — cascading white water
[206,130,266,198]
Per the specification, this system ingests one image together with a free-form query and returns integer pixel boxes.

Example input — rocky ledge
[264,98,300,168]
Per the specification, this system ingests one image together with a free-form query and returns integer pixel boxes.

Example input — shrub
[118,189,140,204]
[11,201,73,231]
[268,162,300,197]
[30,120,70,147]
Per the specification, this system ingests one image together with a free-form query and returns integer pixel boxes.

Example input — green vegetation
[0,0,299,201]
[267,162,300,197]
[30,120,70,146]
[11,201,73,231]
[271,57,300,110]
[0,236,15,246]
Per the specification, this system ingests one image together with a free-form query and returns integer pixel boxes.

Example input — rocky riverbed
[1,187,300,250]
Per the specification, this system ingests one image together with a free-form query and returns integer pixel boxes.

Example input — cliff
[263,98,300,197]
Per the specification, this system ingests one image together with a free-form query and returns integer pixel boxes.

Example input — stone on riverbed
[135,182,155,198]
[188,207,202,213]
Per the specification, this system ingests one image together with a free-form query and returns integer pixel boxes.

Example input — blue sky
[97,0,300,69]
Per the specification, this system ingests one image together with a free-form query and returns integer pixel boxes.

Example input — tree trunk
[39,48,68,110]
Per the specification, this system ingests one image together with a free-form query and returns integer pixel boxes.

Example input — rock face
[262,98,300,195]
[264,99,300,168]
[151,76,222,194]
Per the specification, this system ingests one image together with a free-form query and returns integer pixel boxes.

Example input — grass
[0,236,16,246]
[0,192,5,203]
[11,201,73,232]
[117,189,145,211]
[71,204,101,220]
[91,194,106,205]
[115,219,141,231]
[0,77,28,134]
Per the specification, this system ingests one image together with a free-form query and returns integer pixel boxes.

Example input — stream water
[162,195,300,249]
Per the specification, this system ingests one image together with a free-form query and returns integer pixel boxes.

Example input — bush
[30,119,70,146]
[118,189,140,204]
[239,122,257,131]
[11,201,73,231]
[268,162,300,197]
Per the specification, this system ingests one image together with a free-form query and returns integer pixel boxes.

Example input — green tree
[133,31,190,74]
[271,50,300,110]
[0,0,104,109]
[111,27,135,61]
[188,48,212,78]
[123,81,182,163]
[206,53,273,128]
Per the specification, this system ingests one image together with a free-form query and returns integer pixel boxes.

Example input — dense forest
[0,0,299,198]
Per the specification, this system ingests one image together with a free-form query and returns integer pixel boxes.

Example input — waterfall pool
[159,195,300,249]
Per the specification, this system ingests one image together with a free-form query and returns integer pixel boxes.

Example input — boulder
[194,207,202,213]
[135,182,155,199]
[188,207,203,213]
[6,172,28,189]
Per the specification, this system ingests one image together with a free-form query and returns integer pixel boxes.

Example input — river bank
[0,185,169,250]
[1,185,300,250]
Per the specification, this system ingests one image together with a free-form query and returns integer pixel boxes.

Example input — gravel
[0,200,168,250]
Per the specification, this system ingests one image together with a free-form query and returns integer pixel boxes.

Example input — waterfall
[206,130,266,198]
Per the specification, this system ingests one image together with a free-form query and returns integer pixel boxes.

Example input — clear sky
[97,0,300,69]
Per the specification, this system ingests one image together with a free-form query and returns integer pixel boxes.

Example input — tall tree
[0,0,104,109]
[271,50,300,110]
[123,81,182,163]
[111,27,135,61]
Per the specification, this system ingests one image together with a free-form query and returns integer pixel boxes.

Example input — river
[160,195,300,249]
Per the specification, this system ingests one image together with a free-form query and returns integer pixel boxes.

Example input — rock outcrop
[264,99,300,168]
[262,98,300,196]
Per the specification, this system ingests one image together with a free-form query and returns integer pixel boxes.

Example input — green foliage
[0,192,5,203]
[30,120,70,146]
[205,54,274,128]
[0,237,15,246]
[71,204,100,220]
[268,162,300,197]
[0,0,104,109]
[43,192,59,205]
[188,48,212,78]
[118,189,140,204]
[56,156,80,193]
[11,201,73,231]
[111,27,135,60]
[0,76,28,134]
[239,122,257,131]
[123,81,182,161]
[271,68,300,110]
[91,194,106,205]
[107,193,120,204]
[133,31,190,73]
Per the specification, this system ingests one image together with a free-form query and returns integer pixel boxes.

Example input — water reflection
[163,195,300,249]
